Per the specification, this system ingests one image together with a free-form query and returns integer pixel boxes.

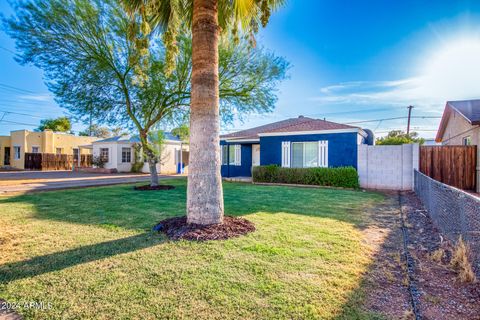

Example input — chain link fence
[414,170,480,275]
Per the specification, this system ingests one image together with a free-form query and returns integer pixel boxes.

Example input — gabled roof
[94,132,181,144]
[221,116,359,140]
[435,99,480,142]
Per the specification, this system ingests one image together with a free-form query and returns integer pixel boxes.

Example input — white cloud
[18,93,52,102]
[313,38,480,113]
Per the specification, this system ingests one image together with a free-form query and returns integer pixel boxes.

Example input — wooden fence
[419,145,477,190]
[24,153,93,171]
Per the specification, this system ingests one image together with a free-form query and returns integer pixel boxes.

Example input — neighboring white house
[92,132,188,174]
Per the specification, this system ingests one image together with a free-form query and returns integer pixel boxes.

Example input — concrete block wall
[358,143,419,190]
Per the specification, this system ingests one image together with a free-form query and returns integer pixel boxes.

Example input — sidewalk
[0,171,182,194]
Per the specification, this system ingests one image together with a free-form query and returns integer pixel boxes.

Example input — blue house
[220,116,373,177]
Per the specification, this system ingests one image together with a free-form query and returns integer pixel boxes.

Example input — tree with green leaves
[79,124,114,138]
[376,130,425,145]
[37,116,71,132]
[5,0,287,189]
[171,124,189,143]
[124,0,285,225]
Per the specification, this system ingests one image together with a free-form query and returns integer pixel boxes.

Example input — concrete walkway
[0,171,182,194]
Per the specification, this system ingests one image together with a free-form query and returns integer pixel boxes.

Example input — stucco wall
[441,110,480,146]
[50,132,98,154]
[0,136,11,166]
[3,130,98,169]
[358,143,419,190]
[93,141,186,174]
[259,132,360,168]
[93,143,118,170]
[10,130,27,169]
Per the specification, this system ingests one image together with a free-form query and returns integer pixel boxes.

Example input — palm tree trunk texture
[187,0,224,225]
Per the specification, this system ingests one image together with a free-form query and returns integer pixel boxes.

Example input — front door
[4,147,10,165]
[252,144,260,167]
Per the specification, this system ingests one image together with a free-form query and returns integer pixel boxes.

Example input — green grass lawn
[0,179,386,319]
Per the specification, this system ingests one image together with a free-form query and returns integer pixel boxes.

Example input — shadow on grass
[333,192,411,319]
[0,178,386,231]
[0,180,408,318]
[0,233,164,284]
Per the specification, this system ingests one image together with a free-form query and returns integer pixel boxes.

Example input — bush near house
[252,165,360,188]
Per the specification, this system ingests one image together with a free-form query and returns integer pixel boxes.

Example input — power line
[375,129,438,133]
[0,46,16,55]
[0,109,46,119]
[0,83,40,94]
[0,119,39,127]
[345,116,440,124]
[302,107,403,117]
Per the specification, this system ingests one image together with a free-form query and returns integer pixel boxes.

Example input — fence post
[477,146,480,193]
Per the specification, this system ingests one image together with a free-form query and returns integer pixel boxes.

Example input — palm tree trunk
[187,0,224,225]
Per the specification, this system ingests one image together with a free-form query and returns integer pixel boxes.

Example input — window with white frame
[223,144,241,166]
[13,146,21,160]
[122,147,131,163]
[100,148,109,162]
[463,136,472,145]
[32,146,39,153]
[288,141,328,168]
[56,147,63,155]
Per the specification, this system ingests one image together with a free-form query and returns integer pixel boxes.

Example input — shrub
[92,156,106,168]
[131,162,144,173]
[252,166,360,189]
[451,236,476,283]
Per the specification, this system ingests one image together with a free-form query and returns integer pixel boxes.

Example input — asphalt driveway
[0,170,180,194]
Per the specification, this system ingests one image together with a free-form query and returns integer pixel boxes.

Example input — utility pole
[406,105,414,135]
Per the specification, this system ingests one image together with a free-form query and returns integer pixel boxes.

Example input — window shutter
[282,141,291,167]
[318,141,328,167]
[234,145,241,165]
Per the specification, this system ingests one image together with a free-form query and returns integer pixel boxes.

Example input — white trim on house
[13,145,21,160]
[281,141,290,167]
[221,138,260,143]
[318,140,328,167]
[258,128,365,137]
[234,144,241,165]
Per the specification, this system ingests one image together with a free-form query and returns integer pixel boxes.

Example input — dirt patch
[154,216,255,241]
[359,192,412,319]
[134,185,175,191]
[401,192,480,320]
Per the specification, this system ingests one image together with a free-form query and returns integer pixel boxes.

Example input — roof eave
[435,103,452,142]
[258,128,362,137]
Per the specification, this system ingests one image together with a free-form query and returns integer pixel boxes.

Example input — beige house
[92,132,188,174]
[436,99,480,146]
[436,99,480,192]
[0,129,98,169]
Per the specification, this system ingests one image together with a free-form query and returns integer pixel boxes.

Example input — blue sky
[1,0,480,138]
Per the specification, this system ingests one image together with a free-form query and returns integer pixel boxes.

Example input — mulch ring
[153,216,255,241]
[134,185,175,191]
